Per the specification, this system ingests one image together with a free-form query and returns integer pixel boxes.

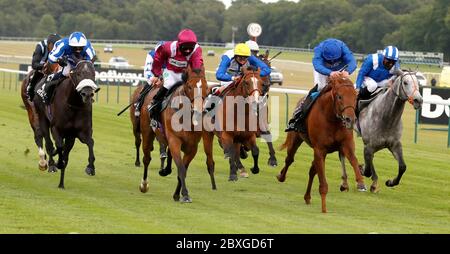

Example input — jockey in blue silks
[134,41,165,117]
[356,46,400,101]
[38,31,96,104]
[285,38,357,132]
[203,43,270,111]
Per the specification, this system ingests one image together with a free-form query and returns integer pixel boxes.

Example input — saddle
[357,87,386,113]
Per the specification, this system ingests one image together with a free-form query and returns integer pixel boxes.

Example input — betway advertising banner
[419,87,450,125]
[19,64,145,86]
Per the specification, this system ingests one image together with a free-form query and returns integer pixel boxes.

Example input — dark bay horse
[129,86,168,169]
[206,66,265,181]
[139,66,215,203]
[278,74,366,213]
[32,60,99,189]
[342,70,423,192]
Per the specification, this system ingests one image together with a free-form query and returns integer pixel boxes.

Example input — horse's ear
[393,68,404,76]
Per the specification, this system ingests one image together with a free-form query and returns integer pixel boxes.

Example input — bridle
[330,81,356,122]
[240,71,263,98]
[391,72,419,105]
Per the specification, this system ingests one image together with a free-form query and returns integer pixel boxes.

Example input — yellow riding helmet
[234,43,251,57]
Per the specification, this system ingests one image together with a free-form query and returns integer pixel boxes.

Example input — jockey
[27,33,61,100]
[245,40,260,57]
[356,46,400,101]
[285,38,357,132]
[134,41,165,117]
[38,31,96,104]
[203,43,270,112]
[148,29,203,122]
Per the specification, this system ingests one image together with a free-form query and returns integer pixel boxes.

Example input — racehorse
[277,74,366,213]
[207,66,265,181]
[129,86,168,169]
[342,69,423,192]
[21,68,57,172]
[32,60,99,189]
[139,66,215,203]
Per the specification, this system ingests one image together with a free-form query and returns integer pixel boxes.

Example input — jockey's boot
[134,84,152,117]
[40,72,65,104]
[148,86,168,122]
[27,72,43,101]
[285,85,318,132]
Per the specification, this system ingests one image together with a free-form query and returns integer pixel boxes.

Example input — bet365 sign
[420,87,450,125]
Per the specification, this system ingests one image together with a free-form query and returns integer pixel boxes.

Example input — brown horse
[277,74,366,213]
[206,66,264,181]
[129,85,168,169]
[30,60,99,188]
[139,66,215,203]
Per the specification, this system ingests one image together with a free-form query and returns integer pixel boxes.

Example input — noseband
[330,82,356,122]
[391,72,419,105]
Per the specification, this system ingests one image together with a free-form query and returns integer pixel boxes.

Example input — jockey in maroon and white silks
[150,29,203,90]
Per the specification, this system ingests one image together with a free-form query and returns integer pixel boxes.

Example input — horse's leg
[341,144,367,192]
[159,141,168,171]
[159,147,172,176]
[221,133,238,181]
[178,145,198,203]
[85,138,96,176]
[386,141,406,187]
[133,119,141,167]
[277,133,303,182]
[139,129,155,193]
[40,118,57,173]
[261,131,278,167]
[51,128,65,170]
[237,157,248,178]
[168,138,184,201]
[202,132,216,190]
[58,136,76,189]
[338,151,349,192]
[249,137,260,174]
[314,148,328,213]
[304,162,316,205]
[363,146,378,193]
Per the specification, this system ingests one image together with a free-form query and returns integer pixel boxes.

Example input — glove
[57,57,67,67]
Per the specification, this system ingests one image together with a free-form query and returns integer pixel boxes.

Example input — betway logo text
[95,69,144,86]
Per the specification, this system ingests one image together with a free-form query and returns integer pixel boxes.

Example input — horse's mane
[246,66,258,72]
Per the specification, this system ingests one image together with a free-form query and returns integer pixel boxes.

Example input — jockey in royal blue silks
[356,46,401,101]
[203,43,271,112]
[38,31,96,104]
[285,38,357,132]
[134,41,165,117]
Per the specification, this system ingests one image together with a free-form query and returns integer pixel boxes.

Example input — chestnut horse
[129,85,168,169]
[278,74,366,213]
[139,66,215,203]
[205,66,264,181]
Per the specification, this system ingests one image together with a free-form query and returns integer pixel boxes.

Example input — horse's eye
[403,81,407,85]
[337,95,342,100]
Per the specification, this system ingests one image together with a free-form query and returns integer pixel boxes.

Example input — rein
[330,82,356,121]
[390,72,418,105]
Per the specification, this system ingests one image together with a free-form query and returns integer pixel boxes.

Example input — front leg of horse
[338,151,349,192]
[386,142,407,187]
[44,133,58,173]
[85,139,96,176]
[250,143,260,174]
[58,137,76,189]
[159,149,172,177]
[364,146,378,192]
[342,145,367,192]
[261,131,278,167]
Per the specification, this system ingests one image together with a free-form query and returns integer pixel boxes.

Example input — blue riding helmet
[322,39,342,61]
[69,32,88,47]
[383,46,399,61]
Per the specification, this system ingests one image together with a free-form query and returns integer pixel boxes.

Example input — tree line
[0,0,449,59]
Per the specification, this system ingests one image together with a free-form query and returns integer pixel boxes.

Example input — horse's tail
[280,131,296,151]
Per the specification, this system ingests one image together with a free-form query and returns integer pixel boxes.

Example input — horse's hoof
[38,161,48,171]
[268,157,278,167]
[385,179,395,187]
[48,165,58,173]
[173,194,180,202]
[239,168,249,178]
[134,161,141,167]
[159,168,172,177]
[276,174,286,182]
[228,174,238,181]
[139,180,149,193]
[85,167,95,176]
[370,185,379,193]
[357,184,367,192]
[58,185,65,189]
[250,167,259,174]
[160,152,168,159]
[363,168,372,178]
[340,185,349,192]
[180,196,192,203]
[304,198,311,205]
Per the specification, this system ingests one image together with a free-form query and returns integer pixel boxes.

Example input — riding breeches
[162,69,183,90]
[313,70,328,92]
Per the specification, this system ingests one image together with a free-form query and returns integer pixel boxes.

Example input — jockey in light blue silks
[203,43,270,111]
[356,46,401,102]
[285,38,357,132]
[134,41,165,117]
[38,31,96,104]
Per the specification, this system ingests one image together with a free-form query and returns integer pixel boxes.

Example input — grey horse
[340,69,423,193]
